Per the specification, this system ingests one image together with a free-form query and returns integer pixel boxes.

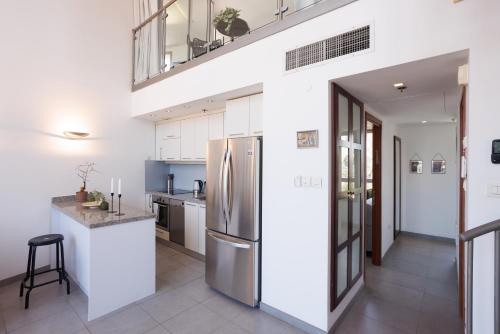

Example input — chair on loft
[188,36,224,59]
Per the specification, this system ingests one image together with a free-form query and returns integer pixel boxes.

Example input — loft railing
[132,0,329,87]
[460,219,500,334]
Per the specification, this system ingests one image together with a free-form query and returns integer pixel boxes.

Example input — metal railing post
[495,231,500,333]
[467,240,474,334]
[132,31,137,85]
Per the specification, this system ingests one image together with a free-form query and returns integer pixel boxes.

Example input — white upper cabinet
[181,119,196,160]
[163,138,181,160]
[194,117,209,160]
[208,113,224,140]
[249,94,263,136]
[156,124,166,160]
[224,97,250,138]
[165,121,181,138]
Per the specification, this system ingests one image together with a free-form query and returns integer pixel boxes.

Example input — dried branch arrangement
[76,162,97,191]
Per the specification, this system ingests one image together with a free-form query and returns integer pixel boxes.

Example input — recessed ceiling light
[63,131,90,139]
[393,82,405,88]
[421,120,428,124]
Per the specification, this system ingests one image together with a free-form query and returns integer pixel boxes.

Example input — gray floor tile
[176,278,216,303]
[232,308,293,334]
[365,266,426,292]
[364,279,423,311]
[212,323,250,334]
[87,305,158,334]
[156,265,203,290]
[423,278,458,301]
[0,313,6,334]
[144,325,171,334]
[163,304,224,334]
[8,309,85,334]
[140,289,197,323]
[202,294,250,321]
[417,309,463,334]
[419,293,459,320]
[334,310,405,334]
[425,260,457,283]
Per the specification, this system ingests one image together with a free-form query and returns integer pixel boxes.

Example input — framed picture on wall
[432,160,447,174]
[410,160,423,174]
[297,130,319,148]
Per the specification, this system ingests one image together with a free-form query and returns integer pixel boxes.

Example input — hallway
[334,234,462,334]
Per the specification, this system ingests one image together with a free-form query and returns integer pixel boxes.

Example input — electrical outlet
[301,176,311,187]
[311,177,322,188]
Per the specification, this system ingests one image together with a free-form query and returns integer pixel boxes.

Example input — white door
[194,117,209,161]
[208,113,224,140]
[181,119,195,160]
[249,94,263,136]
[184,202,199,252]
[156,124,167,160]
[198,204,206,255]
[224,97,250,138]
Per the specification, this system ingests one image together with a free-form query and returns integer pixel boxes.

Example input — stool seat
[28,234,63,247]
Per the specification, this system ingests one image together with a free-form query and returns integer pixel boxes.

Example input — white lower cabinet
[184,202,206,254]
[198,205,206,255]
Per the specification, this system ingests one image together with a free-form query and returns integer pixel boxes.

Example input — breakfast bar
[50,196,156,321]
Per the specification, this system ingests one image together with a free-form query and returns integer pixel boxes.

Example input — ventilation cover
[286,25,370,71]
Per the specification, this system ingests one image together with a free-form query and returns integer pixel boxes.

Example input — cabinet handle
[253,130,263,134]
[185,203,196,207]
[229,133,244,137]
[166,135,177,138]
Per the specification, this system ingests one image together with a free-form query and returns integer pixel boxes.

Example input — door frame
[365,112,382,266]
[458,87,467,319]
[393,136,402,240]
[330,83,364,311]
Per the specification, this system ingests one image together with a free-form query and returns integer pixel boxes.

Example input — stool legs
[56,241,61,284]
[19,246,33,297]
[59,241,70,295]
[25,246,37,309]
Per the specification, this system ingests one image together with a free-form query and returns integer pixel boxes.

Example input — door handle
[219,151,227,220]
[225,149,233,220]
[208,232,250,249]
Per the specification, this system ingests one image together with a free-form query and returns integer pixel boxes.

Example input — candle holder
[108,193,117,213]
[115,194,125,216]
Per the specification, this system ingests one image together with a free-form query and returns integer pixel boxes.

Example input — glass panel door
[332,84,364,309]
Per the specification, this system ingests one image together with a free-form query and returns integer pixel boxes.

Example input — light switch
[301,176,311,187]
[487,183,500,198]
[311,177,322,188]
[294,176,302,187]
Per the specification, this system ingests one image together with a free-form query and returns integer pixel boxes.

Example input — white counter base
[51,209,155,321]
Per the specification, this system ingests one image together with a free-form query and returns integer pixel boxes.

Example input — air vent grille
[286,25,370,71]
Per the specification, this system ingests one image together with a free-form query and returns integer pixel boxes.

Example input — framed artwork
[297,130,319,148]
[432,160,447,174]
[410,160,423,174]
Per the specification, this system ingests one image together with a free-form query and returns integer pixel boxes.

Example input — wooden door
[331,84,364,310]
[394,136,402,240]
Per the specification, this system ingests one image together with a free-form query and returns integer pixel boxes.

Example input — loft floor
[334,234,462,334]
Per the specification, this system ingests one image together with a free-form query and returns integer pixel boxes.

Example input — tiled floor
[0,242,307,334]
[334,234,463,334]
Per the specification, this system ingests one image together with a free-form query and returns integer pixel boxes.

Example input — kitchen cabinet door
[194,117,209,161]
[165,121,181,138]
[198,205,206,255]
[181,119,195,160]
[224,97,250,138]
[249,94,263,136]
[156,124,167,160]
[164,138,180,161]
[184,202,199,252]
[208,113,224,140]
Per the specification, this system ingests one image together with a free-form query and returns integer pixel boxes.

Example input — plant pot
[215,18,250,38]
[76,191,88,202]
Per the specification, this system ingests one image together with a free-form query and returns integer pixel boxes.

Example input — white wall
[399,123,458,239]
[0,1,154,281]
[131,0,500,332]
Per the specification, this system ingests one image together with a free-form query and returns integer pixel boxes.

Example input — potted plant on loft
[213,7,249,39]
[75,162,96,202]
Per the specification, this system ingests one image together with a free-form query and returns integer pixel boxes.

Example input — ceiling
[335,50,468,125]
[138,83,262,122]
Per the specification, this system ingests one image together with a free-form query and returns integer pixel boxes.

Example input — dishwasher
[169,199,185,246]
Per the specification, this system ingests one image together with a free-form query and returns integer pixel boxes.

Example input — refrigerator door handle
[219,151,227,221]
[207,232,250,249]
[226,148,233,220]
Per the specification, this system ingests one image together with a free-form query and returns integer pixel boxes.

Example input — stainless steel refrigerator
[205,137,262,307]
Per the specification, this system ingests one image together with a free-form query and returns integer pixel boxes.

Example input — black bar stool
[19,234,70,309]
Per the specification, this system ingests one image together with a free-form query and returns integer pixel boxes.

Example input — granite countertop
[148,192,206,205]
[52,196,156,229]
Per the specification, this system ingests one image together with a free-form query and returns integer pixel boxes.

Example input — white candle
[118,178,122,195]
[110,178,114,194]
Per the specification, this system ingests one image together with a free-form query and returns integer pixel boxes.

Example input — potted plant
[75,162,96,202]
[213,7,249,38]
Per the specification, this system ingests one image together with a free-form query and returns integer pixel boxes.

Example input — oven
[152,194,169,231]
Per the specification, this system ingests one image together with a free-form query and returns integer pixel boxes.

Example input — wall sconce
[63,131,90,139]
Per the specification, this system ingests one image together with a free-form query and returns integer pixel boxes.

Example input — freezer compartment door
[205,230,259,307]
[206,139,228,234]
[226,137,261,241]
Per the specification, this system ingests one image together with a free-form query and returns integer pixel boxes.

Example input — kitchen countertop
[52,196,156,229]
[148,191,206,205]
